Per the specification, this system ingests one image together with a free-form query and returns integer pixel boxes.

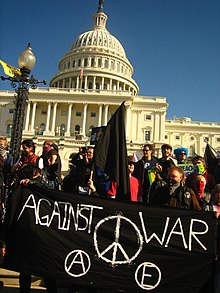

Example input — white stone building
[0,2,219,172]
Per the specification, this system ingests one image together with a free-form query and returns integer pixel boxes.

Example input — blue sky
[0,0,219,122]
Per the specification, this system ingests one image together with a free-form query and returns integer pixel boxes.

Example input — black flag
[94,101,130,200]
[204,143,218,175]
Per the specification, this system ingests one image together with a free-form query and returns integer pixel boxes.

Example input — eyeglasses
[143,149,150,152]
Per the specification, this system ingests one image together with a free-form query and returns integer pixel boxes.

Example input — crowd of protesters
[0,137,220,292]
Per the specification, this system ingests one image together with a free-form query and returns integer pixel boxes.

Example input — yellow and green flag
[0,59,21,77]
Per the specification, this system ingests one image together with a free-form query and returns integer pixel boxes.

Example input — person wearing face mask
[186,156,216,193]
[149,166,200,210]
[193,175,212,211]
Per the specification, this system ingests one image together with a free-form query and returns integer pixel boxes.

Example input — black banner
[4,185,217,292]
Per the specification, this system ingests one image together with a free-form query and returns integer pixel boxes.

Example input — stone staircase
[0,267,45,290]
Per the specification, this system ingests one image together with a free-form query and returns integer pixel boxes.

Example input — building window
[73,60,75,67]
[91,58,94,67]
[145,130,151,141]
[41,110,47,115]
[145,115,151,120]
[75,125,80,134]
[204,137,209,142]
[60,124,65,136]
[9,109,14,114]
[78,59,81,67]
[165,135,168,139]
[216,137,220,142]
[76,112,81,117]
[38,123,46,135]
[175,135,180,140]
[91,112,96,117]
[6,124,12,135]
[105,59,108,68]
[111,60,115,70]
[98,58,102,67]
[61,111,67,116]
[84,58,88,67]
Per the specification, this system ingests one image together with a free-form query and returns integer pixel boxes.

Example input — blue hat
[174,147,188,158]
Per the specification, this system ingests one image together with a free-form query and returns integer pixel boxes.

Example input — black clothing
[43,149,62,190]
[63,157,94,194]
[133,156,158,203]
[150,184,198,209]
[158,157,176,181]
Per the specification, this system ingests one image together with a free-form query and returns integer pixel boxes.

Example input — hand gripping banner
[3,185,217,292]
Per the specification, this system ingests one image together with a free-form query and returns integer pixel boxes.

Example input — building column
[197,135,203,156]
[69,77,72,88]
[44,102,52,135]
[104,104,109,125]
[169,132,174,146]
[159,111,166,141]
[98,104,103,126]
[130,110,136,141]
[76,77,79,89]
[101,77,104,90]
[93,77,96,90]
[153,111,160,142]
[110,79,112,91]
[24,102,31,131]
[30,102,37,131]
[51,102,58,134]
[84,75,88,90]
[136,110,141,141]
[117,81,120,91]
[82,103,88,136]
[125,102,131,140]
[65,103,73,136]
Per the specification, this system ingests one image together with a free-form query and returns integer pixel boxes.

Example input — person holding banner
[66,146,95,195]
[10,139,40,190]
[15,164,58,293]
[40,140,62,190]
[149,165,200,210]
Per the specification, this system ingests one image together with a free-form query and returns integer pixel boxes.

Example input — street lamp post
[1,43,46,163]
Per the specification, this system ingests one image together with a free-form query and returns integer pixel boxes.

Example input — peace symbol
[93,214,143,265]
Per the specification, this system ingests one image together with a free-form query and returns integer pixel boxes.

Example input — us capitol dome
[50,1,139,96]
